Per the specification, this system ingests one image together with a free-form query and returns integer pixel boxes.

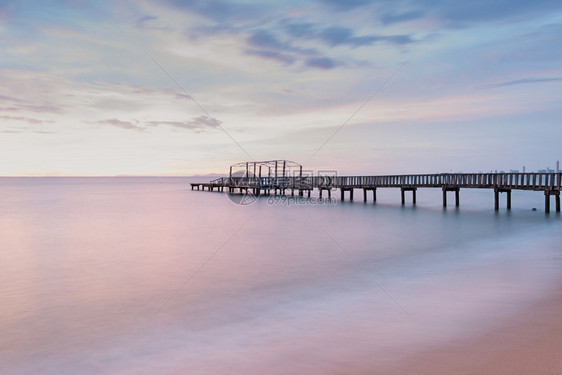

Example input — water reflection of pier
[191,160,561,213]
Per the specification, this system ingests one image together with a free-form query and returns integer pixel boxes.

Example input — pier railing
[334,173,561,190]
[210,173,561,191]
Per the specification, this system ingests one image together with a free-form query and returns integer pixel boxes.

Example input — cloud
[318,27,354,46]
[146,116,221,132]
[138,15,157,23]
[388,0,562,28]
[246,29,317,54]
[380,10,425,25]
[0,94,22,103]
[478,77,562,89]
[0,129,54,134]
[242,24,412,69]
[244,28,322,67]
[285,22,315,38]
[283,24,415,48]
[163,0,263,22]
[309,0,562,29]
[320,26,414,47]
[0,114,55,134]
[382,34,414,44]
[247,29,290,51]
[135,15,171,31]
[0,115,51,124]
[245,49,295,65]
[305,57,341,69]
[187,23,241,40]
[21,104,63,114]
[96,119,144,131]
[0,79,64,114]
[317,0,373,11]
[168,4,413,71]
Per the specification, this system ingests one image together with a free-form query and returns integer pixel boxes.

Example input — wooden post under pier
[456,189,460,207]
[494,188,512,211]
[340,188,353,201]
[319,187,332,199]
[362,187,376,202]
[401,187,417,205]
[545,190,561,213]
[442,187,460,207]
[299,189,311,198]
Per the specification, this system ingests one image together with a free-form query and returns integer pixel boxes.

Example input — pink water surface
[1,177,560,374]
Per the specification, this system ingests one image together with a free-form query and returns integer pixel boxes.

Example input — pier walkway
[191,161,561,213]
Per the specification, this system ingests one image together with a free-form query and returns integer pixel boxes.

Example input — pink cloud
[95,119,144,131]
[0,115,52,124]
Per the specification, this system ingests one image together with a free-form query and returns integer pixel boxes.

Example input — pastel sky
[1,0,561,176]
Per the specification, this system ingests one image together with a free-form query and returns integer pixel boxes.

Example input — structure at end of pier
[229,160,303,180]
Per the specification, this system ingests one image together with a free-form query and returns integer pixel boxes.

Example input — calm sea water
[1,177,561,374]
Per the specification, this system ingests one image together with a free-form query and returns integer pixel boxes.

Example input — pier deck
[192,172,561,212]
[192,161,561,212]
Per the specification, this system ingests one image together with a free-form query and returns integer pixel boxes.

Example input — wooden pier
[191,161,562,213]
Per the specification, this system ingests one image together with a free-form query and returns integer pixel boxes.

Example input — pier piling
[401,187,417,205]
[362,188,376,202]
[442,187,460,207]
[544,190,561,213]
[341,188,353,201]
[494,188,512,211]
